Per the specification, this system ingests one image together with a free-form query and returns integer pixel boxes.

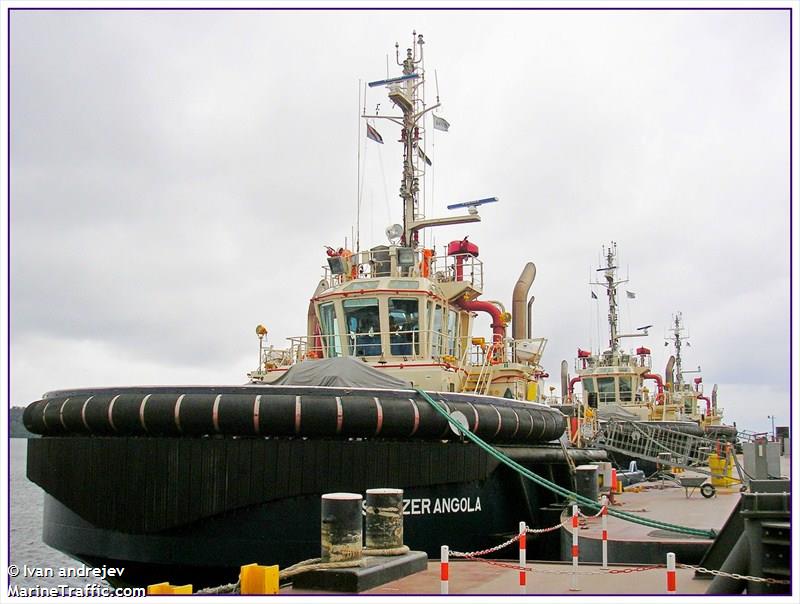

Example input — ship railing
[574,352,652,372]
[319,246,483,288]
[275,329,462,363]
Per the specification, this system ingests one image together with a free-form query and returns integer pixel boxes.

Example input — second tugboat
[23,34,602,588]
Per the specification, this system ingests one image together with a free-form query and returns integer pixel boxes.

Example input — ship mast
[667,312,699,388]
[365,33,482,248]
[592,242,648,353]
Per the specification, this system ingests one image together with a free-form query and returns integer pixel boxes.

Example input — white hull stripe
[58,398,71,430]
[510,408,520,438]
[294,396,302,434]
[212,395,222,433]
[41,401,52,430]
[253,395,261,435]
[139,394,152,431]
[526,411,535,439]
[335,397,344,434]
[108,395,120,432]
[467,402,479,432]
[492,405,503,438]
[374,397,384,436]
[80,396,94,431]
[408,398,420,436]
[174,394,185,434]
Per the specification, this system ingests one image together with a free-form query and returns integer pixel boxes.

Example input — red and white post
[666,552,676,593]
[570,503,580,591]
[440,545,449,595]
[601,495,609,569]
[519,521,527,594]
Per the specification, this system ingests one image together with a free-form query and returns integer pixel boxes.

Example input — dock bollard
[666,552,676,593]
[365,488,403,549]
[570,504,580,591]
[321,493,363,563]
[601,495,609,569]
[440,545,449,594]
[519,521,527,594]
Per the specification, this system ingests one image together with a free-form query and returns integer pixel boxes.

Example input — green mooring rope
[414,388,717,539]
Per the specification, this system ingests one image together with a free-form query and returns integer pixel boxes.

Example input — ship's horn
[665,355,675,387]
[512,262,536,340]
[561,360,569,399]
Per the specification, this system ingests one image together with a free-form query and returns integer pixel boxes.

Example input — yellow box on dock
[146,582,193,594]
[240,563,279,595]
[708,453,736,487]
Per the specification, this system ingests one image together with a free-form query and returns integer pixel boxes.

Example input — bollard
[601,495,609,569]
[321,492,363,562]
[519,521,527,594]
[440,545,449,595]
[666,552,676,593]
[240,563,279,595]
[570,503,580,591]
[365,488,403,550]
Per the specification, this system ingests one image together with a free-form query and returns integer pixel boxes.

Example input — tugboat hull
[28,435,605,588]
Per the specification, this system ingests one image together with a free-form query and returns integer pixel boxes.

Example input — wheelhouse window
[618,376,633,402]
[431,304,444,357]
[343,298,382,356]
[597,377,616,404]
[388,298,419,356]
[318,302,342,357]
[582,377,597,408]
[446,309,459,356]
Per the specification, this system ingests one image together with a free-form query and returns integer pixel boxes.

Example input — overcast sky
[7,7,793,434]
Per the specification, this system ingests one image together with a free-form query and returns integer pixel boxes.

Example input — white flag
[433,115,450,132]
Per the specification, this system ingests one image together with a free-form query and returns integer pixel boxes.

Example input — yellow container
[526,382,538,401]
[240,563,280,595]
[708,453,735,487]
[147,582,193,595]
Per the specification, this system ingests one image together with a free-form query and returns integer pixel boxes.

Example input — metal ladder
[592,420,737,478]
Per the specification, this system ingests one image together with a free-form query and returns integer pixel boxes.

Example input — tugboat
[563,242,703,435]
[23,34,604,588]
[663,312,737,442]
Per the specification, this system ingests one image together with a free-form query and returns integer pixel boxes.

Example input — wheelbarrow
[677,476,715,499]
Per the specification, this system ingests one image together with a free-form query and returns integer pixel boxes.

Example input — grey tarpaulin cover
[271,357,411,388]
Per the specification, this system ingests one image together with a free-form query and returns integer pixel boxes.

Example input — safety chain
[526,518,570,534]
[458,555,663,577]
[578,506,605,519]
[680,564,791,585]
[451,517,573,558]
[450,532,522,558]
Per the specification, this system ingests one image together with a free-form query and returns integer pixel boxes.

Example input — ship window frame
[618,376,633,402]
[318,302,342,358]
[343,297,383,357]
[387,297,420,357]
[597,376,616,404]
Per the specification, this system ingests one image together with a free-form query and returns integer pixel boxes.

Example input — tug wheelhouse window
[318,302,342,357]
[446,309,459,356]
[388,298,419,356]
[597,377,616,404]
[582,377,597,409]
[431,304,444,357]
[343,298,382,356]
[619,376,633,402]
